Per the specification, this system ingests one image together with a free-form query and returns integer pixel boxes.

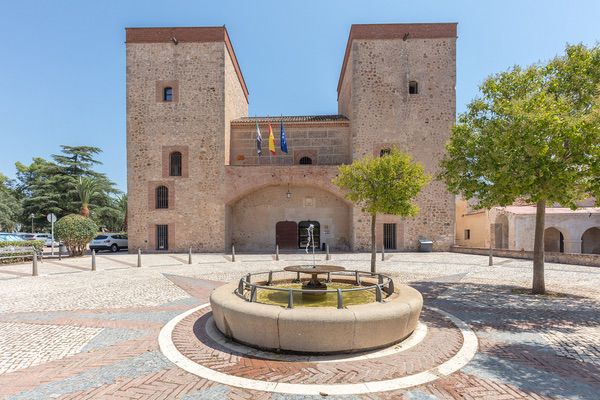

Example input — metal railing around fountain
[235,268,395,309]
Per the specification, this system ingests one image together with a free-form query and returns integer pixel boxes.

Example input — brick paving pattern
[0,252,598,399]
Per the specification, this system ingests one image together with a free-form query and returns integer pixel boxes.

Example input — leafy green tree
[15,146,121,231]
[333,148,430,272]
[0,174,21,231]
[440,44,600,294]
[55,214,98,256]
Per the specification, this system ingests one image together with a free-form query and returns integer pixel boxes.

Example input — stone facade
[455,198,600,254]
[126,24,458,252]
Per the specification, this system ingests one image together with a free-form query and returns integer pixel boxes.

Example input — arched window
[163,87,173,102]
[156,186,169,209]
[299,156,312,165]
[408,81,419,95]
[169,152,182,176]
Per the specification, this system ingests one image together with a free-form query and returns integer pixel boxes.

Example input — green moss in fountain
[255,283,375,307]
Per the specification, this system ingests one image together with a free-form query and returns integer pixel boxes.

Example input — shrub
[55,214,98,256]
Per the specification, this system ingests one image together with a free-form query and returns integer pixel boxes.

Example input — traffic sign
[47,213,57,223]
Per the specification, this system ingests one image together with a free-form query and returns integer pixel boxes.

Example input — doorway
[298,221,320,249]
[383,223,397,249]
[276,221,298,249]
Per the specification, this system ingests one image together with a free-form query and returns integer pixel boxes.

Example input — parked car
[89,233,128,252]
[23,233,60,247]
[0,233,26,242]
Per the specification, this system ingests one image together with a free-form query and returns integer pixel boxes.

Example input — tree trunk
[370,213,377,273]
[80,205,89,218]
[532,199,546,294]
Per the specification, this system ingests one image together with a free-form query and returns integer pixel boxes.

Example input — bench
[0,245,43,264]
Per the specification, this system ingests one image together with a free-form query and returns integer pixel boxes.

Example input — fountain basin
[210,280,423,354]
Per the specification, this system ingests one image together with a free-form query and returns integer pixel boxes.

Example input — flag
[255,121,262,157]
[268,122,276,155]
[280,120,288,154]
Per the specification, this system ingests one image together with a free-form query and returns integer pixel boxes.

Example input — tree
[55,214,98,256]
[15,146,121,230]
[75,176,99,217]
[333,148,430,272]
[440,44,600,294]
[0,174,21,231]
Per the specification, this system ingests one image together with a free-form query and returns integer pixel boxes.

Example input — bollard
[275,244,279,261]
[268,271,273,285]
[325,243,331,261]
[231,245,236,262]
[137,248,142,268]
[337,288,343,309]
[188,247,192,265]
[91,250,96,271]
[58,247,62,261]
[381,245,385,261]
[32,252,38,276]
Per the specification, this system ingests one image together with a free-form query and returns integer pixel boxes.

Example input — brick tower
[126,27,248,252]
[337,23,457,250]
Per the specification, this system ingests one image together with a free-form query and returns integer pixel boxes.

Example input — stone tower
[337,23,457,250]
[126,27,248,252]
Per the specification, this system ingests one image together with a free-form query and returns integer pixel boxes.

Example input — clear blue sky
[1,0,599,191]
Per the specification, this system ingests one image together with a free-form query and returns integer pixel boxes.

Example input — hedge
[0,240,44,264]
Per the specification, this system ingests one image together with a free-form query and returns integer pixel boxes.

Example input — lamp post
[30,213,34,233]
[286,183,292,199]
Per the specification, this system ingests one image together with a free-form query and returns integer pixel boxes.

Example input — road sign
[47,213,57,256]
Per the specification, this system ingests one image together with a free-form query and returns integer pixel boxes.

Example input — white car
[23,233,60,247]
[89,233,128,253]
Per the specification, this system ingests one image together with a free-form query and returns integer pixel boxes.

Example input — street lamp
[30,213,34,233]
[286,183,292,199]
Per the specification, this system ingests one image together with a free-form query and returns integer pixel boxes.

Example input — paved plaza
[0,252,599,399]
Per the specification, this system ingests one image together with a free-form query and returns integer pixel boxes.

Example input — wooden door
[276,221,297,249]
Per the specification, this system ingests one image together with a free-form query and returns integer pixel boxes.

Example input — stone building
[125,23,457,253]
[455,198,600,254]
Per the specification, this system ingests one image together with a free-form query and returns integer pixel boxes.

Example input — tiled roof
[232,115,349,124]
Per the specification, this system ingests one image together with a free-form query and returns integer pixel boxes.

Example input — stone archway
[581,227,600,254]
[544,227,564,253]
[229,185,351,252]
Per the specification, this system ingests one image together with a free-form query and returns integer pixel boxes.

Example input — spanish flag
[268,123,276,155]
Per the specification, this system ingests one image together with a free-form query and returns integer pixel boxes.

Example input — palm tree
[75,176,99,217]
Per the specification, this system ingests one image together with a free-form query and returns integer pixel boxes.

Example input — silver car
[89,233,128,252]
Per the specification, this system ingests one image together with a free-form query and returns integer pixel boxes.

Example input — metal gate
[276,221,298,249]
[298,221,320,249]
[383,223,396,250]
[156,225,168,250]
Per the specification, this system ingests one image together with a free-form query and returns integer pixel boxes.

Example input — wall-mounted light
[286,183,292,199]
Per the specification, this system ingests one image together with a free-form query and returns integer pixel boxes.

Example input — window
[169,152,182,176]
[464,229,471,240]
[380,148,391,157]
[163,87,173,102]
[156,186,169,209]
[156,225,168,250]
[409,81,419,95]
[299,156,312,165]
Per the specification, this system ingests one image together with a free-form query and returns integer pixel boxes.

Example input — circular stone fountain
[210,267,423,354]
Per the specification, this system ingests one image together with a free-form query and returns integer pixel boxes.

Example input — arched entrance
[494,214,509,249]
[544,227,564,253]
[229,185,351,252]
[581,227,600,254]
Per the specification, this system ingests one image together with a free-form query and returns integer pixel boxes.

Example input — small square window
[409,81,419,95]
[464,229,471,240]
[380,148,391,157]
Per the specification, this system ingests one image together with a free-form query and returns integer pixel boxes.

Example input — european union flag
[280,121,288,154]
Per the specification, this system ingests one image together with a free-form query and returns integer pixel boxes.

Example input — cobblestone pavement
[0,252,599,399]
